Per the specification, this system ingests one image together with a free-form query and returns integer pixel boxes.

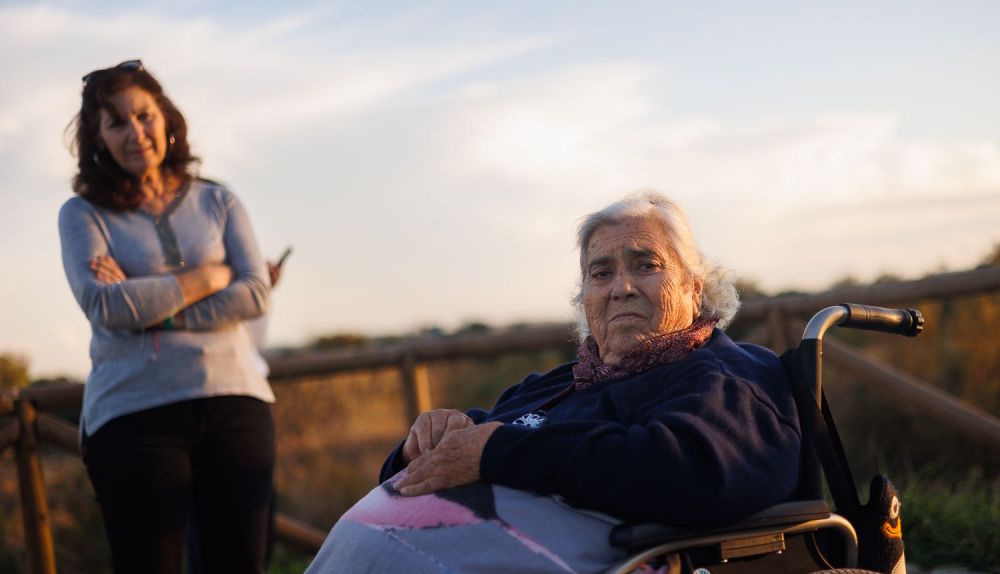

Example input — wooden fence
[2,265,999,573]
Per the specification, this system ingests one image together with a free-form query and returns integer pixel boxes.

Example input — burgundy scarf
[572,317,718,388]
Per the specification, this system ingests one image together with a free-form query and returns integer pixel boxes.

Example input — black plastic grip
[840,303,924,337]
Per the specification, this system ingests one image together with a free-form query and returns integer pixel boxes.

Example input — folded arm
[59,191,267,331]
[88,254,234,329]
[177,191,269,330]
[59,201,186,330]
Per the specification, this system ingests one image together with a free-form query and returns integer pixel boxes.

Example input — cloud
[0,3,557,377]
[408,62,1000,290]
[0,3,550,161]
[0,4,72,45]
[2,3,998,378]
[437,71,1000,207]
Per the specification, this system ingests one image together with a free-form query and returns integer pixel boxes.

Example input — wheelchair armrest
[609,499,832,550]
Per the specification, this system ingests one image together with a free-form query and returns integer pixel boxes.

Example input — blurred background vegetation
[1,246,997,573]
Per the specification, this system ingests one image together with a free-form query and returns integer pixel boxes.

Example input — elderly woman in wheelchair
[307,191,910,574]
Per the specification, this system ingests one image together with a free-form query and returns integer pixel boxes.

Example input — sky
[1,0,998,378]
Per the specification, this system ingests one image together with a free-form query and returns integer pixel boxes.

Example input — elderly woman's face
[97,86,168,179]
[583,216,703,364]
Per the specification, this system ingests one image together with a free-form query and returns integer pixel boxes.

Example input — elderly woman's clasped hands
[396,409,502,496]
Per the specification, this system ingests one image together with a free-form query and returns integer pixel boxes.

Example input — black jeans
[83,396,275,574]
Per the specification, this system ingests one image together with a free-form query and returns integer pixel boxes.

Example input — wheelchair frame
[605,304,923,574]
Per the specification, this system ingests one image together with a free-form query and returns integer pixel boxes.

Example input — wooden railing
[2,265,999,573]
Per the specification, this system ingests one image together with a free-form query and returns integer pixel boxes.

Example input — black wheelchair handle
[840,303,924,337]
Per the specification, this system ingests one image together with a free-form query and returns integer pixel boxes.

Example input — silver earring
[168,134,176,146]
[92,152,102,166]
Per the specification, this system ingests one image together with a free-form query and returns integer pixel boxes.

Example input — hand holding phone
[269,246,292,288]
[276,246,293,269]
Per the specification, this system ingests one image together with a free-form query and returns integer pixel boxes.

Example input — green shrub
[269,545,315,574]
[901,471,1000,573]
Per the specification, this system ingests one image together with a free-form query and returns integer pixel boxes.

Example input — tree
[0,352,30,389]
[310,333,369,350]
[978,242,1000,267]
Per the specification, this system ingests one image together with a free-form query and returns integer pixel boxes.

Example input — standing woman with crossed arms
[58,60,275,573]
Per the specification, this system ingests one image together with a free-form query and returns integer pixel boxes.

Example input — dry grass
[0,337,994,571]
[272,368,411,528]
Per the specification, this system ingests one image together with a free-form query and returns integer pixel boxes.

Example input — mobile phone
[276,246,293,268]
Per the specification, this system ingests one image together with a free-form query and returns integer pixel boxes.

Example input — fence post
[765,309,795,351]
[14,399,57,574]
[399,353,432,423]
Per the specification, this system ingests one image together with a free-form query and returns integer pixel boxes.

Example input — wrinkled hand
[90,255,126,284]
[267,262,282,289]
[396,421,502,496]
[402,409,476,463]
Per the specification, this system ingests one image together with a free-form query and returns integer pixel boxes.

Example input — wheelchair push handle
[803,304,924,341]
[840,303,924,337]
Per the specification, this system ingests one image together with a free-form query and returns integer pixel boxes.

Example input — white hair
[572,190,740,340]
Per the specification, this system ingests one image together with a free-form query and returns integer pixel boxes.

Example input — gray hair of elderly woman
[572,191,741,340]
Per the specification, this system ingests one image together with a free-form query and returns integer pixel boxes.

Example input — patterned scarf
[572,317,719,388]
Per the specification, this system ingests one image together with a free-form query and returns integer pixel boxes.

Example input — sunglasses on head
[82,59,144,86]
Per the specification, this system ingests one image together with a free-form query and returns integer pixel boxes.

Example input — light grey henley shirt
[58,179,275,436]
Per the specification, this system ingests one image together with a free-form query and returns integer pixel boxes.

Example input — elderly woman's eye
[638,261,662,271]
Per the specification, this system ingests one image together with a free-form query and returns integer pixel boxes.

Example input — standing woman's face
[97,86,168,179]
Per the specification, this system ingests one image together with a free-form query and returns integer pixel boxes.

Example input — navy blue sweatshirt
[381,330,801,527]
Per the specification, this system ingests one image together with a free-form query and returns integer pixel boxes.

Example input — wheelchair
[605,303,923,574]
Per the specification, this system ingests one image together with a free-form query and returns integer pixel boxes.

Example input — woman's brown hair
[69,62,199,210]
